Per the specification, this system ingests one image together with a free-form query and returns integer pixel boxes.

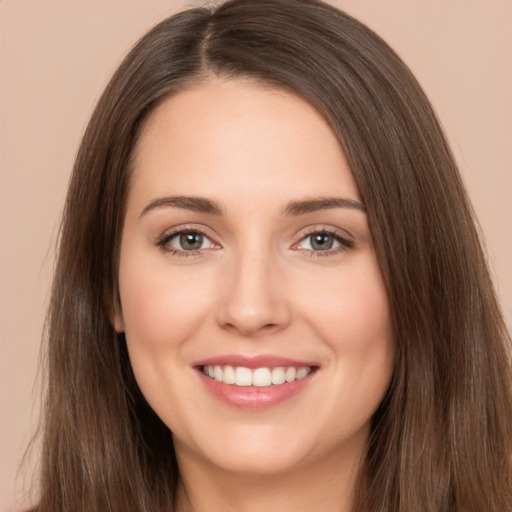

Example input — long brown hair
[35,1,512,510]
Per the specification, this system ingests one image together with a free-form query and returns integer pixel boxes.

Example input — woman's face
[114,79,395,476]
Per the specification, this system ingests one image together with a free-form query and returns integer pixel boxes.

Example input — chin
[208,446,308,476]
[175,420,344,478]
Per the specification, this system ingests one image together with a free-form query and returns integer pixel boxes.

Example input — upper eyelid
[164,230,214,244]
[157,224,219,243]
[295,224,354,241]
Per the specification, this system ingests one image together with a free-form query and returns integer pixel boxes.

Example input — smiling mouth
[201,365,316,387]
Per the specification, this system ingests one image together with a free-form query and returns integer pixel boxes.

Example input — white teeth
[296,367,309,379]
[203,365,313,387]
[235,367,253,386]
[223,365,236,384]
[214,365,223,382]
[271,367,286,385]
[253,367,272,387]
[285,366,296,383]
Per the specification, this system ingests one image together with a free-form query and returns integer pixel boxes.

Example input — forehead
[129,78,359,209]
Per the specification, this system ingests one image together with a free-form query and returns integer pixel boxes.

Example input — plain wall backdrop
[1,1,511,509]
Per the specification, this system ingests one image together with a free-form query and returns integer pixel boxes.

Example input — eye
[157,229,218,254]
[171,231,209,251]
[293,229,354,255]
[301,232,338,251]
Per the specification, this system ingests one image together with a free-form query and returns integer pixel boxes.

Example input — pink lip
[192,354,315,369]
[192,354,318,410]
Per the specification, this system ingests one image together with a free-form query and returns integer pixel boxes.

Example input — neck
[174,437,365,512]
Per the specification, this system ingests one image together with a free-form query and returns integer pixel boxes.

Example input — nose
[215,250,291,337]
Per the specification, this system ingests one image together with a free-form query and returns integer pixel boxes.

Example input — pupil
[180,232,203,250]
[311,233,333,250]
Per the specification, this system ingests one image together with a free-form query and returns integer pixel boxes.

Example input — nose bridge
[216,239,290,336]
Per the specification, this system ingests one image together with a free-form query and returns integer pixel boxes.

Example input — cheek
[118,257,214,349]
[302,256,393,348]
[336,270,394,379]
[117,256,217,424]
[299,255,395,403]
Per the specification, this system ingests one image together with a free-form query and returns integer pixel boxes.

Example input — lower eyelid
[304,244,351,258]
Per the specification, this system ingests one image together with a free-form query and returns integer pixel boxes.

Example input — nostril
[215,277,292,336]
[222,320,285,337]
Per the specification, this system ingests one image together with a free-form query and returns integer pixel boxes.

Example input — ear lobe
[110,298,125,333]
[113,310,125,333]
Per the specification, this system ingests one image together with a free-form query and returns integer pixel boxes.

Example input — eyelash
[294,228,355,258]
[156,226,218,258]
[155,226,354,258]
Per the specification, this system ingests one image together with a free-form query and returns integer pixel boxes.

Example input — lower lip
[196,369,316,410]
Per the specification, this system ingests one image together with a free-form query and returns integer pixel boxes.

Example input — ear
[109,295,125,333]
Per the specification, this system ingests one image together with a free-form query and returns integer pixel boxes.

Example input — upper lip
[192,354,317,369]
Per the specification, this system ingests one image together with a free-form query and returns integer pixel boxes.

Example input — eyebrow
[282,197,366,216]
[139,195,365,218]
[139,196,224,218]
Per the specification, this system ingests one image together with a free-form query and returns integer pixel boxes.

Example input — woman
[32,0,512,511]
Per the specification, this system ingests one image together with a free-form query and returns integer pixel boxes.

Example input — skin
[114,78,395,512]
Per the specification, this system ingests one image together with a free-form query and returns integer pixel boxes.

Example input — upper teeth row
[203,365,312,387]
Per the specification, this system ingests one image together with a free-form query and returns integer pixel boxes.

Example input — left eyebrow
[139,195,224,218]
[282,197,366,216]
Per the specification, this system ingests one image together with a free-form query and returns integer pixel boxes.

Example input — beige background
[1,1,511,509]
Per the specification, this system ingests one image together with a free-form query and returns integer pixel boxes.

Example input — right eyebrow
[139,196,224,218]
[282,196,366,216]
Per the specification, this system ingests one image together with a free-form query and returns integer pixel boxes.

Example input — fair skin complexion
[114,78,395,512]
